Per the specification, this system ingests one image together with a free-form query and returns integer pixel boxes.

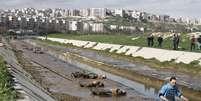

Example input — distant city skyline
[0,0,201,19]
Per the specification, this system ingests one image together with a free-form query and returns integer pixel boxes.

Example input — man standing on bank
[157,34,163,48]
[159,77,188,101]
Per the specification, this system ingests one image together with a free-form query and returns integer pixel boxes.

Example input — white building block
[116,46,129,54]
[93,43,113,50]
[71,40,89,47]
[109,45,122,52]
[84,42,97,48]
[93,43,104,50]
[63,39,71,44]
[124,46,140,56]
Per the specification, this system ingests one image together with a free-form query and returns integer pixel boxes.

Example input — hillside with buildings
[0,8,201,35]
[1,6,201,101]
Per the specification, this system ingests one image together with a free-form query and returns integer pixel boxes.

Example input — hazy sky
[0,0,201,19]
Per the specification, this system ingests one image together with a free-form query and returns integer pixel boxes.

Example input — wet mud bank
[11,44,81,101]
[11,39,155,101]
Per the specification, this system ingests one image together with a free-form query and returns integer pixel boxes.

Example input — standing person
[190,35,196,51]
[197,35,201,49]
[157,35,163,48]
[147,33,151,47]
[150,34,154,47]
[159,77,188,101]
[172,34,177,50]
[176,34,180,50]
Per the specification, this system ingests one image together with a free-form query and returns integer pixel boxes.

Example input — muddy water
[67,58,158,97]
[45,51,159,98]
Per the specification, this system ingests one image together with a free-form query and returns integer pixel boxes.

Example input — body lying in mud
[23,46,33,51]
[21,44,33,51]
[21,43,43,54]
[91,88,127,97]
[33,47,44,54]
[79,80,104,87]
[71,71,106,79]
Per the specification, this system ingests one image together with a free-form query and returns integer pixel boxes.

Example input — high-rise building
[69,21,78,31]
[80,8,90,17]
[90,8,106,18]
[91,23,104,32]
[114,9,124,17]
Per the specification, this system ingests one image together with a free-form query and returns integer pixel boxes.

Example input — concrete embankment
[0,38,56,101]
[37,37,201,65]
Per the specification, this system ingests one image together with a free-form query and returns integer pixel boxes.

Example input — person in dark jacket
[147,33,152,47]
[157,35,163,48]
[172,34,179,50]
[197,35,201,49]
[150,34,154,47]
[176,34,180,50]
[172,34,177,50]
[190,35,196,51]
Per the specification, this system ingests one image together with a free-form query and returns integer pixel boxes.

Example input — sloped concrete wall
[37,37,201,65]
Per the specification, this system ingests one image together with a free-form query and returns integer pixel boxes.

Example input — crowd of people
[147,33,201,51]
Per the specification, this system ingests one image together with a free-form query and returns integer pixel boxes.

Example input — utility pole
[17,17,21,38]
[45,18,49,40]
[34,17,39,36]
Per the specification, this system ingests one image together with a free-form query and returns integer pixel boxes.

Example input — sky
[0,0,201,19]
